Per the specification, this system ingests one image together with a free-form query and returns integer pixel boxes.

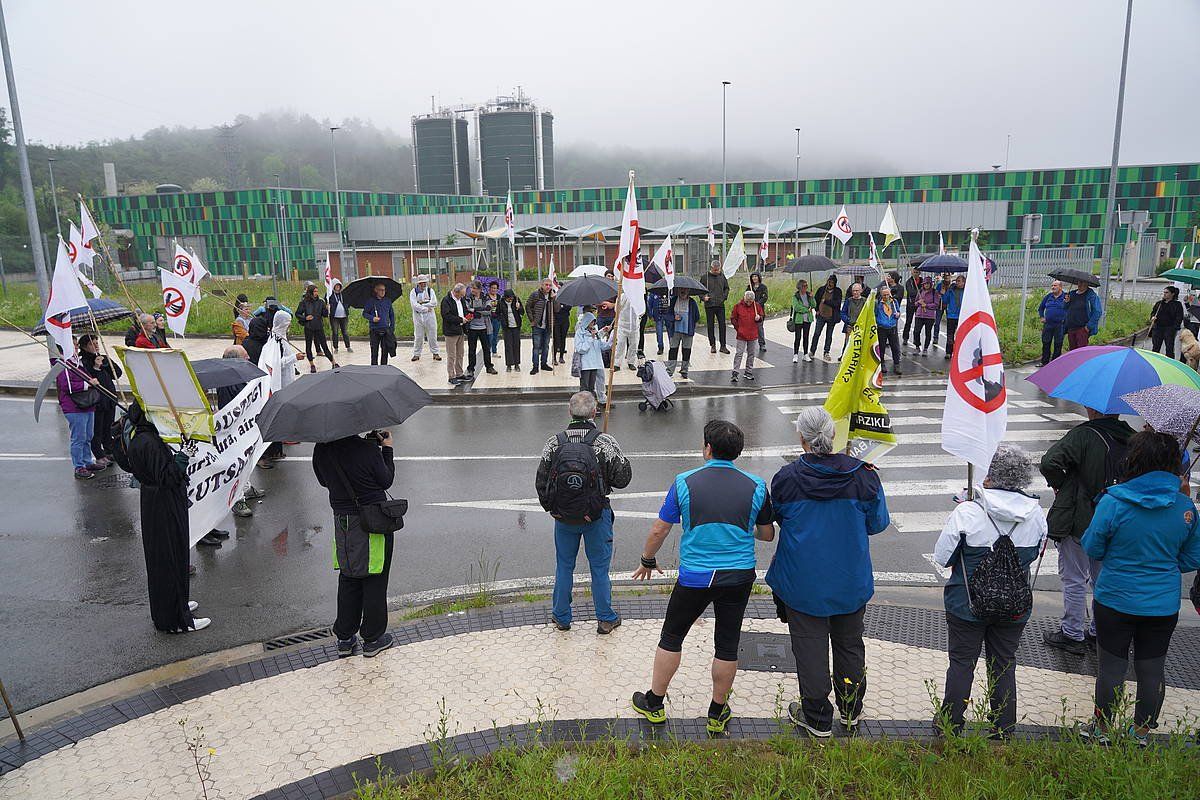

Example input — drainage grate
[264,626,334,651]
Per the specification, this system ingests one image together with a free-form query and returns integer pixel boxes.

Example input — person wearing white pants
[409,275,441,361]
[611,296,640,371]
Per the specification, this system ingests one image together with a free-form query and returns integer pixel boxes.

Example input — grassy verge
[355,736,1199,800]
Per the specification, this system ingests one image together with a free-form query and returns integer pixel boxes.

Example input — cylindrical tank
[477,92,554,195]
[412,114,471,195]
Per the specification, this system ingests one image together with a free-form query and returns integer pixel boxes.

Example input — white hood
[932,487,1048,567]
[975,487,1043,525]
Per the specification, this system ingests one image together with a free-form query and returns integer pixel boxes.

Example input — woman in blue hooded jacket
[766,406,890,738]
[1081,430,1200,744]
[574,308,611,401]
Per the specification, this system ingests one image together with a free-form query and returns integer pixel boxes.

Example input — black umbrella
[918,253,969,273]
[257,365,432,443]
[341,276,405,308]
[32,298,134,335]
[1049,268,1100,287]
[555,275,618,307]
[190,358,266,390]
[783,254,836,273]
[647,276,707,294]
[834,263,880,278]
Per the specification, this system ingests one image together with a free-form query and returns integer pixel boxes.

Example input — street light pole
[0,0,49,304]
[1170,169,1180,256]
[329,126,346,282]
[721,80,731,257]
[794,128,801,259]
[1099,0,1134,326]
[47,157,61,239]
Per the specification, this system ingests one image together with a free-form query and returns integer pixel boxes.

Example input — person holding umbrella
[1063,279,1102,352]
[574,308,611,400]
[1037,280,1068,366]
[363,281,396,366]
[666,288,701,380]
[913,276,938,356]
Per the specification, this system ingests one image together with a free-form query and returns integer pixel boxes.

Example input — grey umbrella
[555,275,618,308]
[1120,384,1200,442]
[190,357,266,390]
[1049,268,1100,287]
[647,276,707,294]
[257,365,432,443]
[783,254,836,273]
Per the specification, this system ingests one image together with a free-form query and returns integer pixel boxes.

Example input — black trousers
[786,603,867,730]
[333,523,394,643]
[658,580,753,661]
[1041,323,1065,365]
[466,328,492,372]
[304,328,334,362]
[878,327,901,372]
[1151,327,1177,358]
[810,316,837,355]
[330,316,350,350]
[942,612,1025,735]
[502,327,522,366]
[902,306,917,342]
[945,317,959,355]
[1094,600,1177,728]
[792,322,811,354]
[91,401,116,459]
[369,329,389,365]
[705,305,727,348]
[914,317,934,350]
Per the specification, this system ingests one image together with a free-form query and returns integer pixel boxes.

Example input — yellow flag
[823,298,897,462]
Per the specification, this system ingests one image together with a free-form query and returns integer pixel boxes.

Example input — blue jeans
[552,508,616,624]
[531,327,551,367]
[489,316,502,354]
[65,411,95,469]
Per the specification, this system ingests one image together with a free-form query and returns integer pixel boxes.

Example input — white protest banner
[185,375,270,546]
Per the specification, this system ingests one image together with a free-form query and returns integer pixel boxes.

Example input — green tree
[299,164,323,188]
[123,180,157,195]
[189,177,226,192]
[261,153,286,182]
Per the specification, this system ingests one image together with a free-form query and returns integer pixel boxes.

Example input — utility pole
[1099,0,1134,326]
[794,128,801,259]
[47,158,61,239]
[721,80,731,257]
[330,126,346,282]
[0,0,49,303]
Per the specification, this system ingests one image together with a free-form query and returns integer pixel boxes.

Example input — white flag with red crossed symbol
[941,234,1007,475]
[67,223,102,298]
[159,267,200,336]
[616,175,645,316]
[829,205,853,245]
[652,235,675,293]
[45,237,91,359]
[759,219,770,264]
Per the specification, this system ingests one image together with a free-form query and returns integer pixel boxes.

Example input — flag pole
[603,170,635,433]
[0,676,24,742]
[0,310,125,409]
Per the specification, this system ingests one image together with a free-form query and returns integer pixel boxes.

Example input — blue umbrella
[33,297,134,335]
[917,253,969,273]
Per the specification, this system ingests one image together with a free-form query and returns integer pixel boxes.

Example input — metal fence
[984,246,1097,288]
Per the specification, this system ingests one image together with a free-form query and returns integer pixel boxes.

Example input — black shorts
[658,579,754,661]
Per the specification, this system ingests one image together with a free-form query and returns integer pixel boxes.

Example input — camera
[367,429,388,444]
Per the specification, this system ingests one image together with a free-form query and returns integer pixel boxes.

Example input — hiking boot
[788,702,832,738]
[597,616,622,635]
[707,703,733,735]
[86,461,110,472]
[196,533,222,547]
[362,632,395,658]
[244,485,267,500]
[486,366,498,375]
[632,692,667,724]
[1043,629,1086,655]
[74,468,95,480]
[551,616,571,631]
[337,635,359,657]
[719,346,730,354]
[232,500,253,517]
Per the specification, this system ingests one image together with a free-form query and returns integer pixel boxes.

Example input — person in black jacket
[78,333,122,465]
[1149,286,1185,358]
[809,276,843,361]
[296,284,338,372]
[499,288,525,371]
[440,283,468,385]
[312,431,397,658]
[748,272,769,353]
[242,315,271,365]
[327,280,352,354]
[902,267,922,347]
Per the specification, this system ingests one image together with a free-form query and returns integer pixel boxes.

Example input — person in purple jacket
[56,342,109,480]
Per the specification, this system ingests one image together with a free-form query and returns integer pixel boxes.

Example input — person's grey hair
[452,282,465,296]
[794,406,835,455]
[986,444,1033,491]
[139,312,155,326]
[568,391,597,420]
[222,345,248,360]
[743,290,755,301]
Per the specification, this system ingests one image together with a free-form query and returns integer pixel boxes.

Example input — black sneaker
[337,635,359,657]
[362,632,395,658]
[788,702,832,738]
[1043,629,1087,655]
[632,691,666,724]
[196,533,222,547]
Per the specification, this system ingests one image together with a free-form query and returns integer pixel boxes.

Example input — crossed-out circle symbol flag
[173,254,193,278]
[163,287,187,317]
[837,216,852,235]
[949,311,1006,412]
[65,240,78,263]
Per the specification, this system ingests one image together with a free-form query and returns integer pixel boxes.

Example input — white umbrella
[567,264,608,278]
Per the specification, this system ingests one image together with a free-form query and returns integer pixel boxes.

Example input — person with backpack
[931,445,1047,738]
[535,391,632,634]
[766,406,890,738]
[1039,407,1136,655]
[1079,431,1200,745]
[630,419,775,735]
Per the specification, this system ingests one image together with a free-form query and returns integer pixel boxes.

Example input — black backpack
[959,504,1037,621]
[546,429,606,524]
[109,413,137,474]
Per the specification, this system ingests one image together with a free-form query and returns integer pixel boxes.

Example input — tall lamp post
[721,80,731,257]
[505,157,514,271]
[793,128,801,259]
[1099,0,1134,326]
[329,126,346,282]
[47,157,61,239]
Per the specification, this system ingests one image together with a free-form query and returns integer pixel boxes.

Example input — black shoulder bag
[329,458,407,534]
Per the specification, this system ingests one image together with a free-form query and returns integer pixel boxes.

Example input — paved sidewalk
[2,594,1198,800]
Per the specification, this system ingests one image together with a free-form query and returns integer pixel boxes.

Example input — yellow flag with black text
[823,298,897,462]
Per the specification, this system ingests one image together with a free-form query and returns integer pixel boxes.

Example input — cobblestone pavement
[2,602,1198,800]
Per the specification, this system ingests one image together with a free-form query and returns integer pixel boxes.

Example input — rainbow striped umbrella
[1027,345,1200,415]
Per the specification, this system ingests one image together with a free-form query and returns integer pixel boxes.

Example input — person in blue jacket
[874,285,902,376]
[1037,280,1069,366]
[941,274,965,359]
[1063,279,1102,352]
[766,406,890,738]
[665,289,700,379]
[362,281,396,365]
[1080,430,1200,745]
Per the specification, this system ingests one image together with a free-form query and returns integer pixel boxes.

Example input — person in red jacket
[730,290,764,383]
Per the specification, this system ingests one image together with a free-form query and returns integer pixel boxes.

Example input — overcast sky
[5,0,1197,178]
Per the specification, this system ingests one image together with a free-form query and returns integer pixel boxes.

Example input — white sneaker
[823,353,833,362]
[804,353,812,362]
[792,354,799,363]
[188,600,199,612]
[189,617,211,631]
